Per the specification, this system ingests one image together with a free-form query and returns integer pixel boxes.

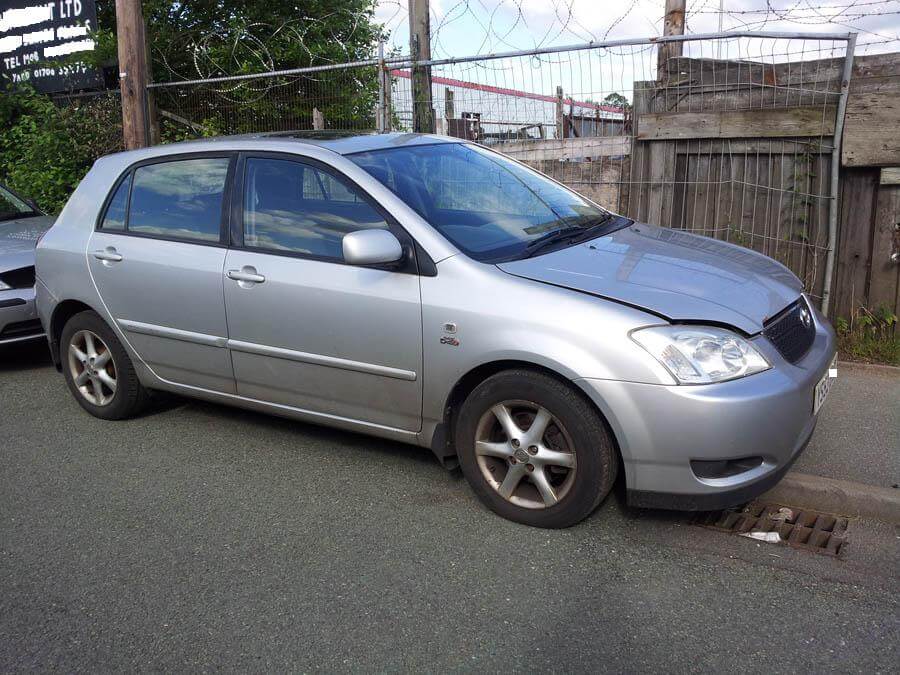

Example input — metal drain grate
[694,502,849,556]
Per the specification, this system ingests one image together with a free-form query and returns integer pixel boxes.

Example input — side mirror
[342,229,404,266]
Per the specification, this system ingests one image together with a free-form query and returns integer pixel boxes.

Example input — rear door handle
[93,248,123,263]
[226,268,266,284]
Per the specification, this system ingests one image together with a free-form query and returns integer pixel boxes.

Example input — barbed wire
[149,0,899,95]
[375,0,900,57]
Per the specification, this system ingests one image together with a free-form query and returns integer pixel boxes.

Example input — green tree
[602,92,630,110]
[0,2,385,209]
[92,0,384,81]
[89,1,386,135]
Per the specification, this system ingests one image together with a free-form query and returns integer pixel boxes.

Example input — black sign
[0,0,103,92]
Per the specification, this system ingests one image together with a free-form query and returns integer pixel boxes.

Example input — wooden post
[555,86,565,139]
[444,88,454,120]
[115,0,150,149]
[658,0,686,80]
[143,19,160,145]
[408,0,434,133]
[312,108,325,130]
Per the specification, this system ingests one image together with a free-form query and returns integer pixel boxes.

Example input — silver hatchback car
[36,133,836,528]
[1,183,55,346]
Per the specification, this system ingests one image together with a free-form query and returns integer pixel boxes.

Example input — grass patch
[835,305,899,366]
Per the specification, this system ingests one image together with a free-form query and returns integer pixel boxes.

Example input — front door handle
[93,248,123,264]
[226,267,266,284]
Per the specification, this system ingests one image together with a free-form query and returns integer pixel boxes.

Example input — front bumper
[0,286,45,345]
[577,310,837,511]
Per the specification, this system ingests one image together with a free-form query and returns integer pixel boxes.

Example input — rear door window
[127,157,230,242]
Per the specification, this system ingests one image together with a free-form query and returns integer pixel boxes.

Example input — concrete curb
[836,360,900,374]
[762,471,900,523]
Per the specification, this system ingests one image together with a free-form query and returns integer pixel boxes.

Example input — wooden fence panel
[867,182,900,315]
[832,168,881,320]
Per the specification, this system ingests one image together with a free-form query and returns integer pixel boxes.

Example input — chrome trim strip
[117,319,228,348]
[226,338,417,381]
[0,332,45,346]
[150,375,419,439]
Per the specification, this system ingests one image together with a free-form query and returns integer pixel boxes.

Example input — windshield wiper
[521,214,620,258]
[568,213,621,242]
[521,226,586,257]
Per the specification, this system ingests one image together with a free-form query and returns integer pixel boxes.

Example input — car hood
[497,223,803,334]
[0,215,55,271]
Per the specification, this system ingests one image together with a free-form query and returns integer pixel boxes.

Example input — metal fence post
[822,32,857,318]
[377,41,388,133]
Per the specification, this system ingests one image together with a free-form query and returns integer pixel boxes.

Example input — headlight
[631,325,771,384]
[0,279,10,291]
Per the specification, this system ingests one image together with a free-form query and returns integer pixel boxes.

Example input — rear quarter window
[99,174,131,231]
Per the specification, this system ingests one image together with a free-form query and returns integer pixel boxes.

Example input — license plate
[813,358,837,415]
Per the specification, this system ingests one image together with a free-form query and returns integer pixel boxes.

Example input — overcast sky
[375,0,900,57]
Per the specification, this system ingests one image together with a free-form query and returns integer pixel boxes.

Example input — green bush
[0,88,123,214]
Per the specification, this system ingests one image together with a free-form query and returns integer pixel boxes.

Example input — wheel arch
[48,299,100,370]
[431,359,624,475]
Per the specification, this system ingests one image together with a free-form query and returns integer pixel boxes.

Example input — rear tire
[60,310,149,420]
[456,369,618,528]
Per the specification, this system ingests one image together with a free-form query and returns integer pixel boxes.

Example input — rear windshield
[349,143,614,262]
[0,184,37,223]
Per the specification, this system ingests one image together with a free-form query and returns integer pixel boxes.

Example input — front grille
[0,266,35,289]
[0,319,43,339]
[763,297,816,364]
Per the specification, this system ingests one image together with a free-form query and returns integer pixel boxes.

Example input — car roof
[139,132,465,157]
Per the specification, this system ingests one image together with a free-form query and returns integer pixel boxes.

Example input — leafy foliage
[89,1,384,82]
[0,1,384,211]
[835,304,899,366]
[602,92,631,110]
[0,89,122,214]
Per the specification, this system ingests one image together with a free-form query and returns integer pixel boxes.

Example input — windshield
[349,142,621,262]
[0,184,37,223]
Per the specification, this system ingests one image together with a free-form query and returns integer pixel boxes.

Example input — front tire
[456,369,618,528]
[60,310,148,420]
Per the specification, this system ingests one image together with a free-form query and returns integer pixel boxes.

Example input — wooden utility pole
[115,0,150,149]
[657,0,686,80]
[408,0,434,133]
[555,86,565,139]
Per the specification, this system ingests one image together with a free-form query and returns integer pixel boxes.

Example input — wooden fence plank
[832,168,881,320]
[494,136,631,161]
[637,106,837,140]
[841,53,900,167]
[868,184,900,318]
[842,88,900,167]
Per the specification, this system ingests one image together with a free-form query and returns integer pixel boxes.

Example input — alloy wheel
[474,400,577,509]
[68,329,117,406]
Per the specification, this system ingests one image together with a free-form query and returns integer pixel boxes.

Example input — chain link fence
[147,31,856,310]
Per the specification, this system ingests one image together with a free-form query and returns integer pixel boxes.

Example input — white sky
[375,0,900,57]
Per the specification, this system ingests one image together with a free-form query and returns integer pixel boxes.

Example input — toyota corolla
[35,133,836,528]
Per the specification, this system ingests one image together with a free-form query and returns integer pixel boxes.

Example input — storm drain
[694,502,849,556]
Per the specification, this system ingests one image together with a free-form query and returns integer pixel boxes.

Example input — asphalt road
[1,342,898,672]
[792,363,900,488]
